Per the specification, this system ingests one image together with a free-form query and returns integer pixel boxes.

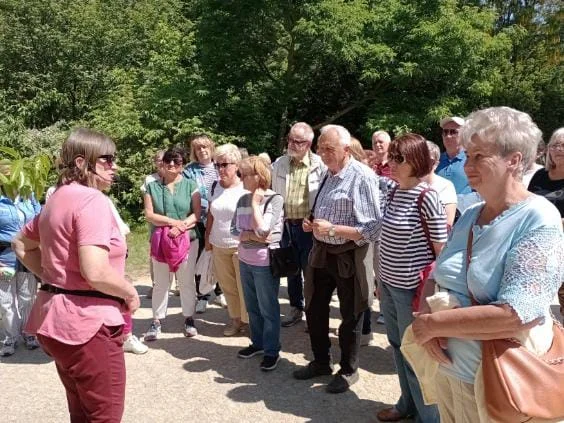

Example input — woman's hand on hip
[125,293,140,314]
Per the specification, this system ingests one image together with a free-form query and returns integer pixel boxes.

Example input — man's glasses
[442,129,459,136]
[215,162,235,169]
[288,137,309,146]
[388,153,406,164]
[98,155,117,166]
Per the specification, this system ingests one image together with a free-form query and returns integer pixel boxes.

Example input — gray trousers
[0,272,38,342]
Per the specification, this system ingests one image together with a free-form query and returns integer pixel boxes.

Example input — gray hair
[290,122,314,143]
[426,141,441,163]
[372,130,391,144]
[214,143,242,163]
[320,124,351,147]
[460,107,542,178]
[546,127,564,170]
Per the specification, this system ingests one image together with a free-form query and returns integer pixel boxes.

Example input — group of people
[2,106,563,423]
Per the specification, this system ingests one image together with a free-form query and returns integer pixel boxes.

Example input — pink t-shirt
[23,183,126,345]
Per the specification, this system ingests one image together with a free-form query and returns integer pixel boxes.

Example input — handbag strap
[308,174,329,220]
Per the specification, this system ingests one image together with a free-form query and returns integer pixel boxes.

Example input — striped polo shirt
[379,182,448,289]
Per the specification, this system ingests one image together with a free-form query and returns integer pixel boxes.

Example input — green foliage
[0,147,51,200]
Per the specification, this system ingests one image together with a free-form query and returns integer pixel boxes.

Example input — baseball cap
[440,116,465,128]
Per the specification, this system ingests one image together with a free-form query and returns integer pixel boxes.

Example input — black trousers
[305,250,363,375]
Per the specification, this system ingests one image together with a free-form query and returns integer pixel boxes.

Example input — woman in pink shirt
[12,128,140,423]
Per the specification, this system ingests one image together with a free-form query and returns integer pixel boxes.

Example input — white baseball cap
[440,116,465,128]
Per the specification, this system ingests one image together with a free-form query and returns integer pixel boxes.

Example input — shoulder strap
[309,174,329,219]
[263,193,281,214]
[210,180,218,197]
[417,187,436,260]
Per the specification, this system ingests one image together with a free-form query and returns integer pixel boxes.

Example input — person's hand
[374,285,381,300]
[205,239,212,251]
[312,218,332,237]
[302,218,313,233]
[412,313,433,345]
[125,293,140,314]
[252,188,266,205]
[169,226,182,238]
[422,338,451,365]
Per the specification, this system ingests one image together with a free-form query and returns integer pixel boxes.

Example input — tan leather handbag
[467,228,564,422]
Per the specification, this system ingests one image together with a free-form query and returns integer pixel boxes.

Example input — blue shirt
[0,195,41,269]
[313,159,381,246]
[436,151,471,194]
[433,195,563,383]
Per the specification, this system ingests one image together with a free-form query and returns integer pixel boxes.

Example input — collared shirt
[312,158,381,246]
[372,161,392,178]
[436,150,471,194]
[285,152,310,219]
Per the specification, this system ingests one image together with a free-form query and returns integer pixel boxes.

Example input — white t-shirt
[209,182,247,249]
[430,175,457,206]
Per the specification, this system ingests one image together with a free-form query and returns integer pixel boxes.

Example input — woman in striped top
[377,133,448,423]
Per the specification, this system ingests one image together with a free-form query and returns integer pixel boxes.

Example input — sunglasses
[98,155,117,166]
[388,153,406,164]
[215,162,235,169]
[442,129,459,136]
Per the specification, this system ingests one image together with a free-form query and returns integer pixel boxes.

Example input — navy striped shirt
[379,182,448,289]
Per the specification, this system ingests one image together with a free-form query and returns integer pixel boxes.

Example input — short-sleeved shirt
[434,195,563,383]
[23,183,126,345]
[146,177,198,238]
[436,150,471,194]
[372,161,392,178]
[209,182,247,249]
[527,169,564,217]
[430,175,457,206]
[379,182,448,289]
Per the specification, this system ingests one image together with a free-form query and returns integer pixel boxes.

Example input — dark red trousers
[38,325,126,423]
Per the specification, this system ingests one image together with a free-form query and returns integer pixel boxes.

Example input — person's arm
[184,189,201,229]
[143,193,184,228]
[12,232,43,277]
[79,246,140,313]
[205,209,214,251]
[444,203,457,227]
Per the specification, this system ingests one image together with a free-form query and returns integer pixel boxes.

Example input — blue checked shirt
[312,159,381,246]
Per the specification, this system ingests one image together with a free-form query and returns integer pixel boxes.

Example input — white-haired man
[272,122,326,328]
[371,130,392,178]
[436,116,471,195]
[293,125,381,394]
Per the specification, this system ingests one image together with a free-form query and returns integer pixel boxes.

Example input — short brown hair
[239,156,272,189]
[58,128,116,187]
[389,133,433,178]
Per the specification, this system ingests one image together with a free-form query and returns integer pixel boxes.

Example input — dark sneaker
[281,308,303,327]
[326,371,359,394]
[260,355,280,371]
[238,345,264,359]
[293,361,334,380]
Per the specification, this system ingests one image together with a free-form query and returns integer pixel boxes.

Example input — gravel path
[0,275,403,423]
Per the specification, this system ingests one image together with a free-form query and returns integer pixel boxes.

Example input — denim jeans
[239,261,281,357]
[380,282,439,423]
[281,222,313,311]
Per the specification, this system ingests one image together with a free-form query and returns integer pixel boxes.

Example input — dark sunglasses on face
[442,129,459,136]
[163,158,183,167]
[215,162,235,169]
[98,154,117,166]
[388,153,406,164]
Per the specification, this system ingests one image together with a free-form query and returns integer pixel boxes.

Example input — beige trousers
[212,246,248,323]
[435,366,564,423]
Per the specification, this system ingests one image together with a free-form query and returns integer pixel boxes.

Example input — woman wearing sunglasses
[205,143,249,336]
[12,128,140,422]
[376,133,448,423]
[144,146,201,341]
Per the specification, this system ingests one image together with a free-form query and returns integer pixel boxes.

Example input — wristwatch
[328,225,336,237]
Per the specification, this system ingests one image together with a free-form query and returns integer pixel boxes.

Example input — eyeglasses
[442,129,459,136]
[288,137,309,146]
[163,158,183,167]
[215,162,235,169]
[388,153,406,164]
[549,144,564,152]
[98,155,117,166]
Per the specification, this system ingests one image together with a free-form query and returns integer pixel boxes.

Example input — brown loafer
[376,407,405,422]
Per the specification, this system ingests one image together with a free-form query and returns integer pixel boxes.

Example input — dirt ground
[0,276,403,423]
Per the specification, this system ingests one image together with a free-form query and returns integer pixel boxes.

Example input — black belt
[40,283,125,305]
[286,218,304,225]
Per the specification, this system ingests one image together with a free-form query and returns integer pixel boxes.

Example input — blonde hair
[214,143,242,164]
[349,138,367,162]
[188,134,215,163]
[257,152,271,165]
[239,155,272,189]
[546,128,564,170]
[58,128,115,188]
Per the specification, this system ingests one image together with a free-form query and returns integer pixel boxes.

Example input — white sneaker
[196,299,208,314]
[376,314,385,325]
[123,335,149,354]
[214,294,228,308]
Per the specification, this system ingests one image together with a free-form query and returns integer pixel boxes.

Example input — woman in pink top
[12,128,140,423]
